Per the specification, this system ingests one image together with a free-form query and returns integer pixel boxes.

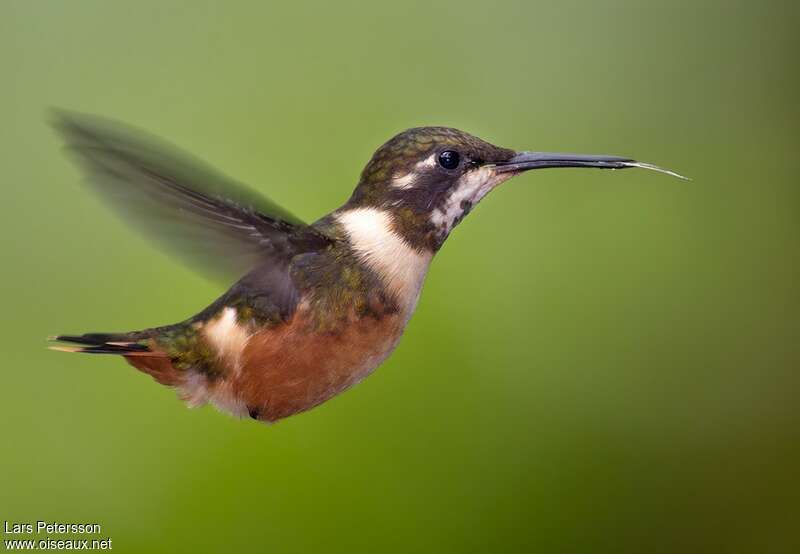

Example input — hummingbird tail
[48,332,157,356]
[48,331,184,387]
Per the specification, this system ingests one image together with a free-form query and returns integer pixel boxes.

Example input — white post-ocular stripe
[390,153,438,189]
[391,172,415,189]
[336,208,433,313]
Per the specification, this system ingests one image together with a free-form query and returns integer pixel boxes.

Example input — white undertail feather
[177,371,249,418]
[336,208,433,314]
[178,372,209,408]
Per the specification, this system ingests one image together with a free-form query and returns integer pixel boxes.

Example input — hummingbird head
[343,127,683,253]
[345,127,516,252]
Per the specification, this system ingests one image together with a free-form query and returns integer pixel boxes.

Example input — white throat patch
[336,208,433,312]
[430,166,512,236]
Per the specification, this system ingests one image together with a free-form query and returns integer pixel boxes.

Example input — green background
[2,1,798,552]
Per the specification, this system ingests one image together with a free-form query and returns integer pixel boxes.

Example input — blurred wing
[51,110,330,282]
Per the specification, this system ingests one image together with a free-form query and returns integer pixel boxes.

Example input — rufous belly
[234,307,405,421]
[128,302,408,423]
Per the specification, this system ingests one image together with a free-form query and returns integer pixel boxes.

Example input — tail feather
[49,333,157,355]
[50,330,182,386]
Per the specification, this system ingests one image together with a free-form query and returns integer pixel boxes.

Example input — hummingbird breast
[152,208,434,422]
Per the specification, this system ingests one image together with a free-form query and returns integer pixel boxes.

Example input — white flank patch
[430,166,513,235]
[203,307,251,373]
[336,208,433,313]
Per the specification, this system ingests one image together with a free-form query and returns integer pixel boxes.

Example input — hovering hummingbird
[50,112,684,423]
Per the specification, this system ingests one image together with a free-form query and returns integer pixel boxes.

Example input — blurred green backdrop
[2,1,798,552]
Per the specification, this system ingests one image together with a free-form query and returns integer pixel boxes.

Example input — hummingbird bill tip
[620,161,690,181]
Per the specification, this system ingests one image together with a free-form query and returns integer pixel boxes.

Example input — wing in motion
[51,110,330,283]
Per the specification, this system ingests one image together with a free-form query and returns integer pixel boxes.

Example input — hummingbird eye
[437,150,460,170]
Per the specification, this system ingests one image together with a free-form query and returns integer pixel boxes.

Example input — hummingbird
[50,112,684,423]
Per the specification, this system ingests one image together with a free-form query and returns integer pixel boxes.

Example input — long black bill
[494,151,688,180]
